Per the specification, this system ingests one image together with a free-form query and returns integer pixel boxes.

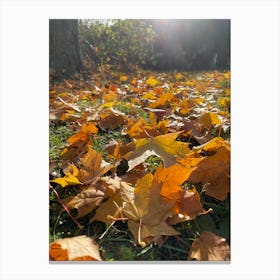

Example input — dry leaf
[189,138,230,201]
[187,231,230,261]
[156,164,193,200]
[66,186,106,218]
[121,175,178,247]
[128,131,190,169]
[198,112,221,128]
[146,77,159,87]
[97,108,127,130]
[50,163,82,187]
[90,191,123,225]
[50,235,102,261]
[78,147,112,185]
[60,131,91,161]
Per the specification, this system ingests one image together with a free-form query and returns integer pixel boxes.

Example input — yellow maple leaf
[146,77,158,87]
[51,164,82,187]
[121,175,178,247]
[128,131,190,169]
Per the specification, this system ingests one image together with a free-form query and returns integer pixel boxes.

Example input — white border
[1,0,279,280]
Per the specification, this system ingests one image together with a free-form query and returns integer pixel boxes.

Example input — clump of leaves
[49,69,230,261]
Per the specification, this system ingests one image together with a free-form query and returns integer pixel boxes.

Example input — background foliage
[78,19,230,72]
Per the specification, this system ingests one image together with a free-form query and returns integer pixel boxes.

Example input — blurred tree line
[79,19,230,72]
[49,19,230,78]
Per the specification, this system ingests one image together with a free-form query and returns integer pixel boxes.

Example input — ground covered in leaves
[49,68,230,261]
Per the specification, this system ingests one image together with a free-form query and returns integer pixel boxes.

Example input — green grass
[49,124,73,161]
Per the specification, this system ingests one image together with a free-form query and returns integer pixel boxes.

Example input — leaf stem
[49,184,84,230]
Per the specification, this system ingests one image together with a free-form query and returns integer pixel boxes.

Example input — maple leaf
[49,235,102,261]
[50,163,82,187]
[156,164,194,200]
[66,186,106,218]
[172,188,208,223]
[187,231,230,261]
[142,91,156,100]
[96,108,127,130]
[155,165,207,222]
[102,90,117,102]
[178,99,194,115]
[146,77,158,87]
[189,138,230,201]
[198,112,221,128]
[121,175,179,247]
[78,147,112,185]
[90,191,123,225]
[127,131,190,170]
[59,123,97,161]
[60,131,91,160]
[80,122,98,134]
[149,93,174,109]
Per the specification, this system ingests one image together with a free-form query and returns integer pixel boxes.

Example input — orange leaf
[102,90,117,102]
[190,138,230,201]
[78,147,112,185]
[81,122,98,134]
[50,235,102,261]
[149,93,174,109]
[156,164,193,200]
[187,231,230,261]
[60,131,92,161]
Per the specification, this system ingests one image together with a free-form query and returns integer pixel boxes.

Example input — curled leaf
[187,231,230,261]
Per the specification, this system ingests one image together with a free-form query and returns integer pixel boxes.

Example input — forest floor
[49,67,230,261]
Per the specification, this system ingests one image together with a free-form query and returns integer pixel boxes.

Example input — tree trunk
[49,19,83,78]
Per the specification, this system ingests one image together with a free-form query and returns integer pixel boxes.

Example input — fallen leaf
[187,231,230,261]
[146,77,159,87]
[60,131,92,161]
[66,186,106,218]
[78,147,112,185]
[49,235,102,261]
[156,164,193,200]
[149,93,174,109]
[175,188,207,221]
[50,163,82,187]
[189,138,230,201]
[198,112,221,128]
[81,122,98,134]
[121,175,179,247]
[97,108,127,130]
[90,191,123,225]
[128,131,190,169]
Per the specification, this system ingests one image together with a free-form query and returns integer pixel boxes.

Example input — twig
[49,184,84,230]
[57,96,81,112]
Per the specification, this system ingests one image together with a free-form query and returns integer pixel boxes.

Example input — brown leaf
[90,191,123,225]
[49,235,102,261]
[66,186,106,219]
[173,189,207,222]
[97,108,127,130]
[187,231,230,261]
[78,147,112,185]
[60,131,91,161]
